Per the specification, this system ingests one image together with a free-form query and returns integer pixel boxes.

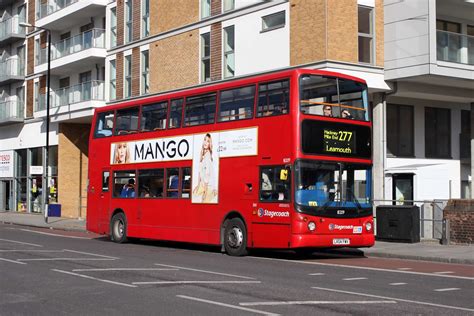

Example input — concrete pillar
[372,92,386,204]
[471,103,474,198]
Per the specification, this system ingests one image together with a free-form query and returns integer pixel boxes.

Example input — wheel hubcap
[115,220,124,238]
[228,226,243,248]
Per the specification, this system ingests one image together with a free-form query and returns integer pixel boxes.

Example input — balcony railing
[37,0,79,19]
[0,16,26,40]
[0,100,24,121]
[437,30,474,65]
[37,29,105,65]
[0,57,25,81]
[36,80,105,111]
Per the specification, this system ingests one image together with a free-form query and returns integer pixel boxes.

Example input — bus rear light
[308,221,316,231]
[365,222,372,232]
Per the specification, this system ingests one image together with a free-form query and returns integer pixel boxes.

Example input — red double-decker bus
[87,68,374,256]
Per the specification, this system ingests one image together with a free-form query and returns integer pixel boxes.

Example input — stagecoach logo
[257,208,289,218]
[329,224,354,231]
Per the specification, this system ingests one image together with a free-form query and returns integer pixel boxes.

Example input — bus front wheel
[224,218,247,256]
[110,213,128,243]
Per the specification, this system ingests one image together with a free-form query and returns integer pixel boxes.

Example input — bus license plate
[333,238,350,245]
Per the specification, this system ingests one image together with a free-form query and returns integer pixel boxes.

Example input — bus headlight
[365,222,372,231]
[308,221,316,231]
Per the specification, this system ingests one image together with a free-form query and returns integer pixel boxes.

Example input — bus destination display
[323,128,356,155]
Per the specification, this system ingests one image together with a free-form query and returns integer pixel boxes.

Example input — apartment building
[375,0,474,209]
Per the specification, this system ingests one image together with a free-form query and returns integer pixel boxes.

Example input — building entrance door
[0,180,13,211]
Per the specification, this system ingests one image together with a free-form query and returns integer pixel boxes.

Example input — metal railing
[0,100,24,121]
[0,57,25,81]
[37,29,105,65]
[0,16,26,40]
[37,0,79,19]
[36,80,105,111]
[437,30,474,65]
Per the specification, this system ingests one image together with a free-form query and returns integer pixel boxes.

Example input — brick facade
[116,0,124,46]
[375,0,384,67]
[131,47,140,96]
[27,37,34,75]
[151,0,199,35]
[132,0,141,41]
[116,52,124,99]
[26,80,33,117]
[210,23,222,82]
[211,0,221,16]
[443,200,474,245]
[327,0,358,63]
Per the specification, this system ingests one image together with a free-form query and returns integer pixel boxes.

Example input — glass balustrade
[437,30,474,65]
[0,100,24,121]
[0,57,25,82]
[0,16,26,40]
[38,0,79,19]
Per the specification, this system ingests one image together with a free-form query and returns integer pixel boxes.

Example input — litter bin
[376,205,420,243]
[48,204,61,217]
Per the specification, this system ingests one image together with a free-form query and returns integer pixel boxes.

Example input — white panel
[0,121,59,150]
[357,0,375,8]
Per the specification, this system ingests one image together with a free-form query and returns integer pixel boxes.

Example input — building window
[35,38,40,65]
[261,11,285,32]
[109,59,116,100]
[425,107,451,158]
[142,0,150,38]
[141,50,149,95]
[223,0,234,12]
[124,55,132,98]
[34,81,40,111]
[125,0,133,43]
[201,32,210,82]
[223,26,235,78]
[358,6,374,64]
[201,0,211,19]
[110,7,117,47]
[387,104,414,157]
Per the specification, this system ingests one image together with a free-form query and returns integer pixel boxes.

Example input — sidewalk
[1,211,473,265]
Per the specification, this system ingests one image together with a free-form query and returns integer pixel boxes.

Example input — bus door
[252,166,292,248]
[98,169,111,232]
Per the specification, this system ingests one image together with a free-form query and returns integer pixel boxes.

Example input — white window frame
[201,0,211,19]
[141,0,150,38]
[141,50,149,95]
[261,11,286,32]
[110,7,117,47]
[223,25,235,78]
[124,55,132,98]
[223,0,234,12]
[357,5,375,64]
[109,59,116,100]
[201,32,210,83]
[125,0,133,43]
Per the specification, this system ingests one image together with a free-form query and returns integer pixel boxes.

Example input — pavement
[1,211,473,265]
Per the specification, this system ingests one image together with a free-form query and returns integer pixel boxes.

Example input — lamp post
[20,22,51,223]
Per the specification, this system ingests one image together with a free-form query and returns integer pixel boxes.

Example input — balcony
[35,80,105,122]
[437,30,474,66]
[0,57,25,85]
[0,100,24,126]
[0,16,26,46]
[35,0,107,31]
[35,29,106,76]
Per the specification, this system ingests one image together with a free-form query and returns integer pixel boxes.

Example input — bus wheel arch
[110,209,128,243]
[221,211,248,256]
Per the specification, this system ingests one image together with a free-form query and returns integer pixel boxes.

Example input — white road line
[434,288,460,292]
[177,295,279,316]
[0,258,27,265]
[250,256,474,280]
[397,268,412,271]
[72,268,180,272]
[0,250,63,252]
[434,271,454,275]
[343,277,367,281]
[311,286,474,312]
[64,249,119,259]
[18,258,116,261]
[52,269,137,288]
[240,300,397,306]
[308,273,325,276]
[20,229,91,239]
[133,280,261,285]
[154,263,256,280]
[389,283,407,286]
[0,238,43,247]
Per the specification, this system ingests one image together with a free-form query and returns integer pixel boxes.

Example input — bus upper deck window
[141,101,168,132]
[257,79,289,117]
[94,111,114,138]
[115,107,140,135]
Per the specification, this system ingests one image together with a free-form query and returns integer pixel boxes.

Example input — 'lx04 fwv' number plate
[332,238,350,245]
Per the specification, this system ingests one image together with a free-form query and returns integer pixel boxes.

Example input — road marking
[389,283,407,286]
[20,229,91,239]
[18,258,116,261]
[434,288,460,292]
[0,257,27,265]
[0,238,42,247]
[177,295,279,316]
[311,286,474,312]
[0,250,63,252]
[240,300,397,306]
[72,268,180,272]
[308,273,325,276]
[434,271,454,275]
[343,277,367,281]
[154,263,256,280]
[250,256,474,280]
[64,249,119,259]
[52,269,137,288]
[133,280,261,285]
[397,268,412,271]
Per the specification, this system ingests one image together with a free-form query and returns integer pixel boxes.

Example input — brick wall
[375,0,384,67]
[39,76,46,94]
[26,80,33,117]
[27,37,34,75]
[27,0,35,31]
[211,0,221,16]
[327,0,358,63]
[116,0,124,46]
[150,30,199,93]
[151,0,198,35]
[132,0,141,41]
[58,123,89,218]
[116,52,124,99]
[210,23,222,81]
[443,199,474,245]
[131,47,140,96]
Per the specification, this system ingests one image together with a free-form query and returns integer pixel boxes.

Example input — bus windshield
[299,74,369,121]
[295,160,371,211]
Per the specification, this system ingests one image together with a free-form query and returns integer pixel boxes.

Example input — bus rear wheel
[224,218,247,256]
[110,213,128,243]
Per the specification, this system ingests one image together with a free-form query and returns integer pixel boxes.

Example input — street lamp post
[20,22,51,223]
